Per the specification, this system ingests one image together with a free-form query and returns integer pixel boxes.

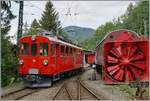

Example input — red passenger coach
[18,34,84,87]
[96,29,149,85]
[85,51,95,65]
[87,54,95,64]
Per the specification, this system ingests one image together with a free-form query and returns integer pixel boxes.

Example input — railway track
[51,74,103,100]
[1,88,39,100]
[77,78,102,100]
[52,83,73,100]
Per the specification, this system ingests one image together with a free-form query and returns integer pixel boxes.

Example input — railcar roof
[20,35,83,50]
[95,29,140,49]
[48,36,83,50]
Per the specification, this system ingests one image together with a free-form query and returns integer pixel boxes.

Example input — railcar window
[31,43,37,56]
[70,48,72,55]
[66,46,69,56]
[21,43,29,55]
[40,43,48,56]
[51,44,56,56]
[73,48,76,55]
[61,45,65,56]
[77,50,80,54]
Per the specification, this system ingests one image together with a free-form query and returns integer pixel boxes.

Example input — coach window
[21,43,29,55]
[31,43,37,56]
[78,50,80,54]
[51,44,56,56]
[73,48,76,55]
[70,48,72,55]
[80,50,82,55]
[66,46,69,56]
[40,43,48,56]
[61,45,65,56]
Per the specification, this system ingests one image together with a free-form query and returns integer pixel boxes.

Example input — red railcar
[87,54,95,64]
[18,35,84,87]
[96,29,149,85]
[85,51,95,65]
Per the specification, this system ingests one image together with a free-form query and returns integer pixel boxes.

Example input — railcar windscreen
[40,43,48,56]
[20,43,29,55]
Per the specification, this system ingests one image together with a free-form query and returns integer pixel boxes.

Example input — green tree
[39,1,62,35]
[23,21,29,36]
[1,1,18,87]
[31,19,40,29]
[121,1,149,37]
[26,19,40,36]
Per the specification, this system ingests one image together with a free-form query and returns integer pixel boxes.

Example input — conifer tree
[23,21,29,35]
[27,19,40,36]
[31,19,40,29]
[39,1,62,35]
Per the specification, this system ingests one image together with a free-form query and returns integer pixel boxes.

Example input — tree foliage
[122,1,149,37]
[39,1,62,35]
[25,19,40,36]
[83,1,149,50]
[23,21,29,36]
[1,1,18,87]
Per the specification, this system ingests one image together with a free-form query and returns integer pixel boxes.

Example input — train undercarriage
[21,68,83,88]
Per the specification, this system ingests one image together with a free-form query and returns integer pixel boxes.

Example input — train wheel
[106,43,146,82]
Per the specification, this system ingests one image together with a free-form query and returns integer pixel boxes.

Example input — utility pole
[17,1,24,43]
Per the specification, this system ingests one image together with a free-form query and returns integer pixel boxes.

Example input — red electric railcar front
[18,35,56,87]
[18,35,84,87]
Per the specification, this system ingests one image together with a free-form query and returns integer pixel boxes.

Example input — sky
[9,0,136,44]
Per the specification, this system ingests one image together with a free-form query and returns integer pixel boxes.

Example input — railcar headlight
[43,60,48,65]
[19,59,24,65]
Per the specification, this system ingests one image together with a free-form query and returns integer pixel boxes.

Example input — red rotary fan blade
[106,43,146,82]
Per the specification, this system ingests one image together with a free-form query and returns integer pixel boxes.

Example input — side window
[70,48,72,55]
[80,50,82,55]
[61,45,65,56]
[21,43,29,55]
[40,43,48,56]
[51,44,56,56]
[66,46,69,56]
[81,51,84,55]
[77,50,80,54]
[73,48,76,55]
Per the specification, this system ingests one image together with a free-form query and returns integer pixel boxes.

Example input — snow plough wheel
[105,42,146,82]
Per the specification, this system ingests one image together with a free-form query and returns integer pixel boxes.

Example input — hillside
[63,26,95,44]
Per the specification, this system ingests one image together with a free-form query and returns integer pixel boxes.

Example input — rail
[77,79,102,100]
[1,88,39,100]
[52,83,73,100]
